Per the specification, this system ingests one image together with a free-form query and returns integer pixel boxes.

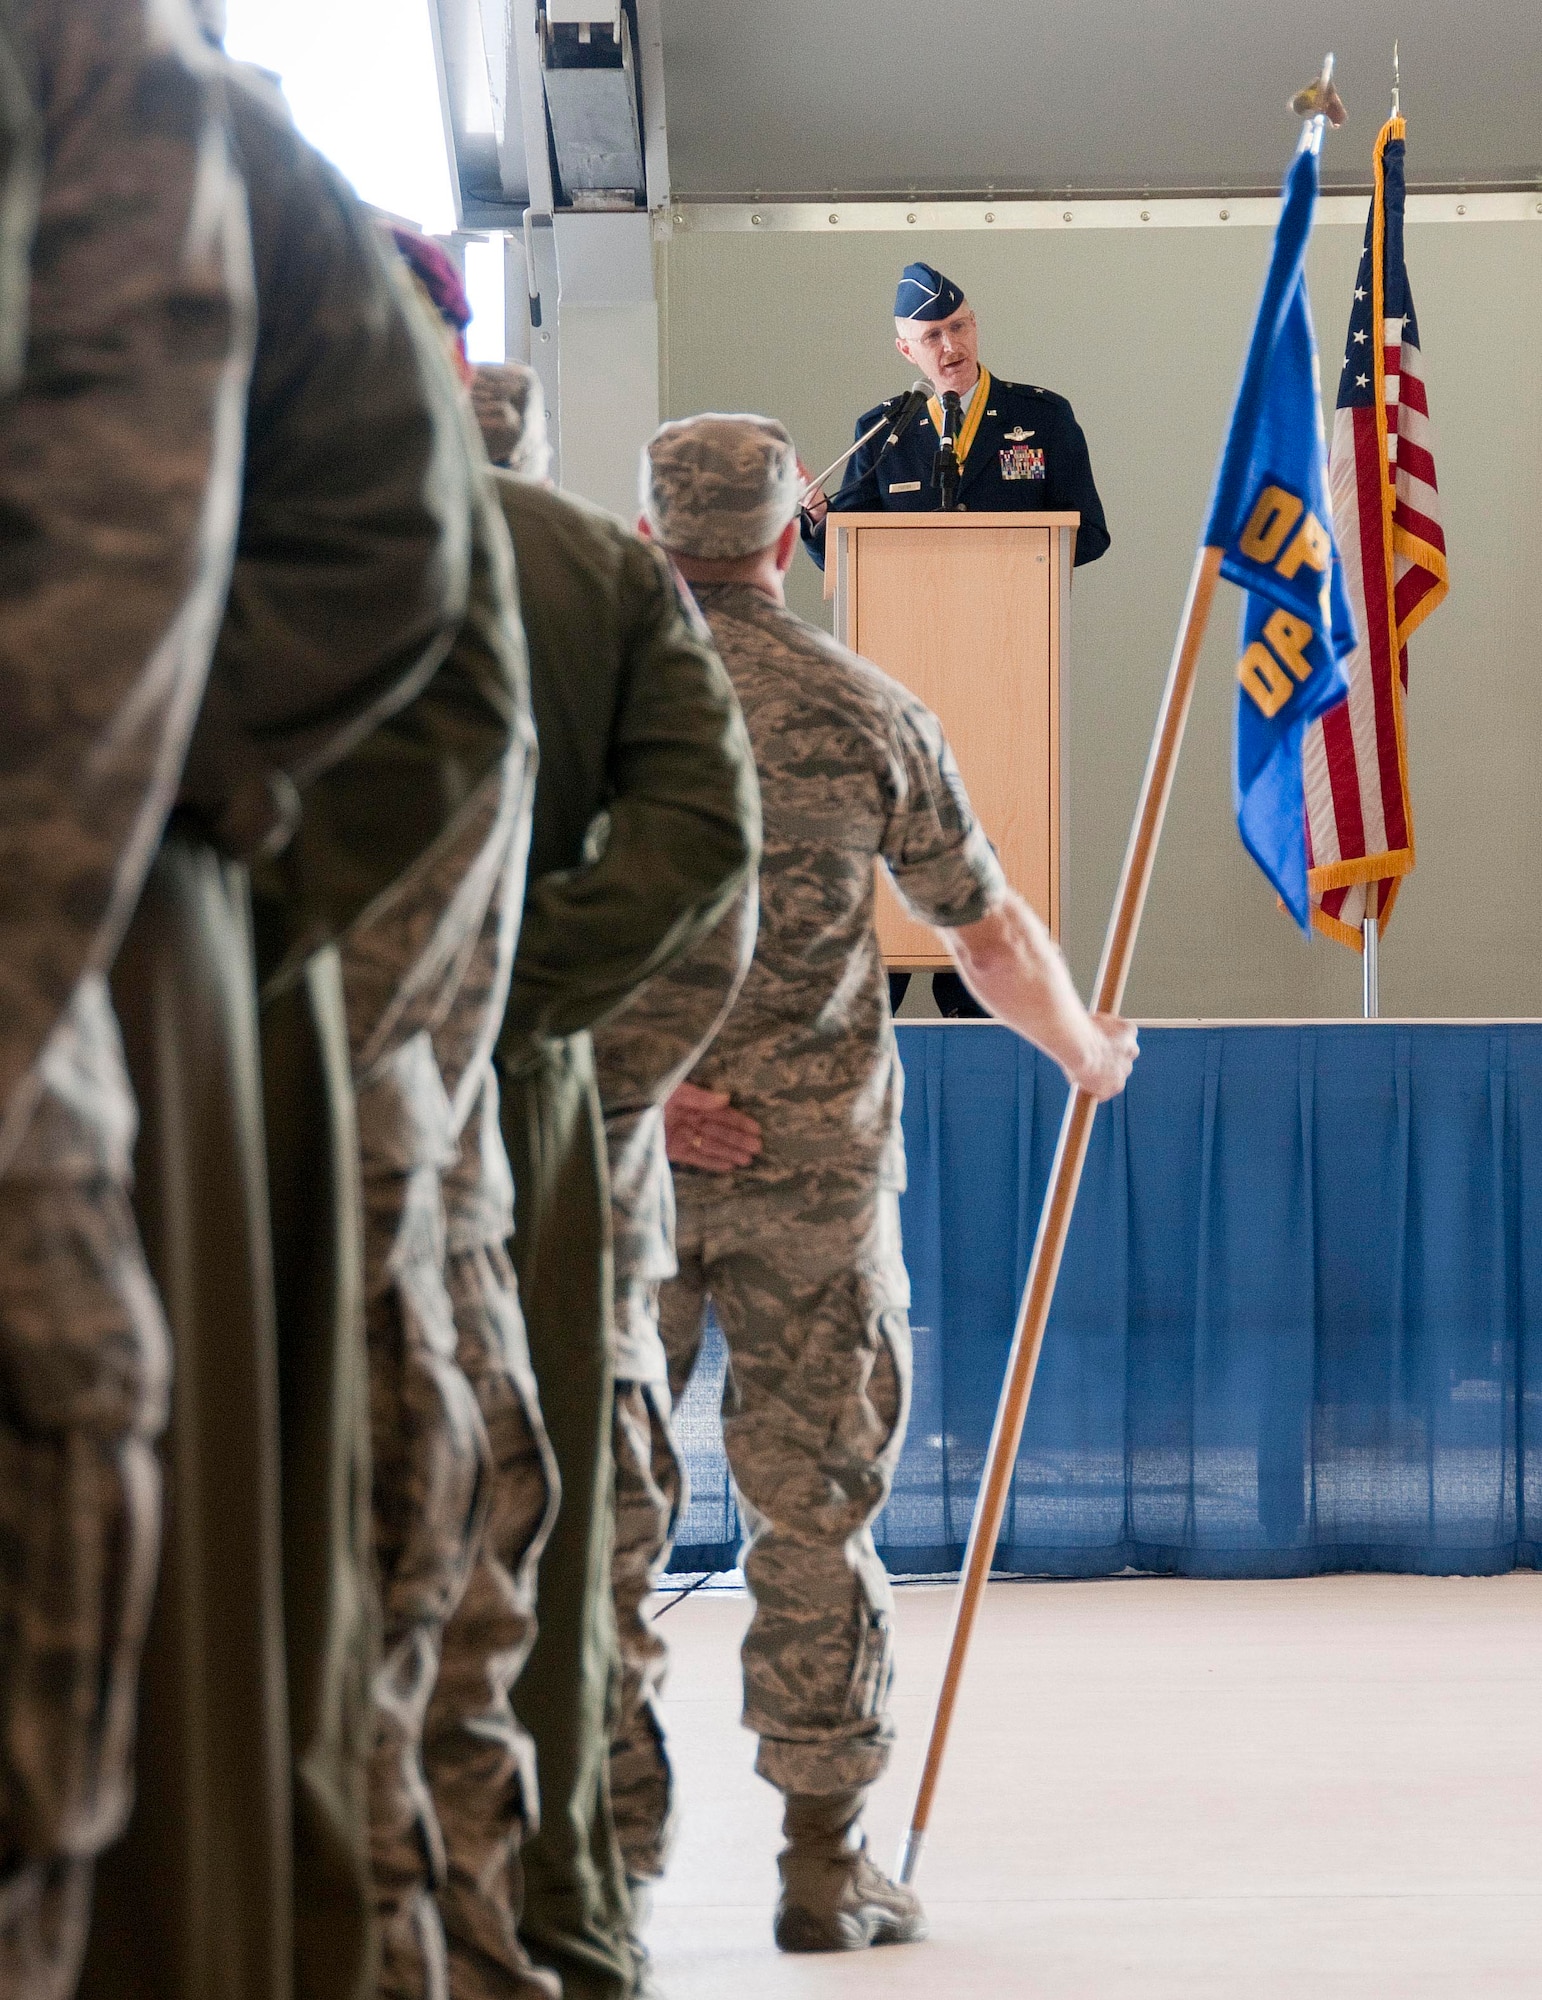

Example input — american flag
[1302,118,1448,947]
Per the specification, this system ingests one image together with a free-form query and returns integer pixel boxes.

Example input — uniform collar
[926,365,991,468]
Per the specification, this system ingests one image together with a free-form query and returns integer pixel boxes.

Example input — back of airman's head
[471,363,551,480]
[641,414,799,560]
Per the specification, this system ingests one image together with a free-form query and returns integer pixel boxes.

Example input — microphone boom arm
[799,383,930,508]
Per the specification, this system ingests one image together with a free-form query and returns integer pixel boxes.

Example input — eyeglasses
[908,311,975,351]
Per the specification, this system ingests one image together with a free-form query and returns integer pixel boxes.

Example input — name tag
[887,480,922,494]
[1000,445,1045,481]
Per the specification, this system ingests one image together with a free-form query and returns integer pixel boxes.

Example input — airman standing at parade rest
[465,366,761,2000]
[635,413,1136,1956]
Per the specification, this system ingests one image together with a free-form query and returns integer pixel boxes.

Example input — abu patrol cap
[894,261,966,322]
[641,414,801,560]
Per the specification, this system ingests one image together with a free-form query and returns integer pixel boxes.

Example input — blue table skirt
[670,1023,1542,1578]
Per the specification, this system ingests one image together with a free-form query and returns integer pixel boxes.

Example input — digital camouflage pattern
[595,877,758,1383]
[97,72,489,2000]
[593,881,757,1883]
[340,425,536,1998]
[606,1382,681,1885]
[425,1070,561,2000]
[656,581,1003,1803]
[0,9,253,1993]
[0,984,169,1999]
[661,1183,909,1796]
[260,300,544,2000]
[0,0,253,1171]
[682,583,1004,1194]
[641,414,800,563]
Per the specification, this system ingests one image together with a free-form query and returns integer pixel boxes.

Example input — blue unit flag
[1204,129,1357,928]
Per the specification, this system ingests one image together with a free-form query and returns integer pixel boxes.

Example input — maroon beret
[389,226,471,331]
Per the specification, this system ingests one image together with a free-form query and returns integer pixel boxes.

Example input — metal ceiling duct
[541,2,646,208]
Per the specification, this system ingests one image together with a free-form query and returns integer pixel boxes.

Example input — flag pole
[897,540,1224,1886]
[1361,881,1380,1017]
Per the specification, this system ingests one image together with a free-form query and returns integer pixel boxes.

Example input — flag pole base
[897,1829,925,1886]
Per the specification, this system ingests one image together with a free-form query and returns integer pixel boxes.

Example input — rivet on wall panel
[751,213,763,225]
[828,212,839,224]
[1062,210,1073,223]
[1141,209,1151,221]
[1456,203,1467,216]
[1219,208,1230,221]
[907,211,917,223]
[985,211,995,223]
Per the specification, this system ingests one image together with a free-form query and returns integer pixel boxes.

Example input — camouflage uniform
[71,60,490,2000]
[336,437,535,2000]
[0,0,251,1153]
[487,475,760,2000]
[0,6,252,1992]
[658,581,1005,1805]
[594,881,757,1885]
[422,1071,559,2000]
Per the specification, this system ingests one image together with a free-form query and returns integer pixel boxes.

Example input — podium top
[822,510,1080,598]
[824,511,1080,532]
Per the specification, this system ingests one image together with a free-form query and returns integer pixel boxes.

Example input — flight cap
[641,414,801,559]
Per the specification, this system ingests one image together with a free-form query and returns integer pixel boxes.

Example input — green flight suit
[485,481,760,2000]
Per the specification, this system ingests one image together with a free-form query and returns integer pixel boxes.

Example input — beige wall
[658,218,1542,1018]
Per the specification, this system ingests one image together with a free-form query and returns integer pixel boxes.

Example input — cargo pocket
[842,1564,895,1725]
[869,1305,911,1463]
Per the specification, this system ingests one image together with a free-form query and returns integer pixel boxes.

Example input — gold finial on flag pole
[1290,51,1347,129]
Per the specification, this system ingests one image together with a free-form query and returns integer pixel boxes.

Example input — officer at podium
[802,261,1109,1014]
[800,260,1110,569]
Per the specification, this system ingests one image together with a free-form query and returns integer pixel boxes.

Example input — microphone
[934,390,962,511]
[799,381,931,511]
[882,381,931,449]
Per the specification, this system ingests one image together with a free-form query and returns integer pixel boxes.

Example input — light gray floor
[650,1574,1542,1997]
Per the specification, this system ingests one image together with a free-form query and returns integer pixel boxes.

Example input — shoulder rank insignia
[1002,426,1035,442]
[1000,443,1045,481]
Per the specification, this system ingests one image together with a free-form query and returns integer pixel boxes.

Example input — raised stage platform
[671,1021,1542,1577]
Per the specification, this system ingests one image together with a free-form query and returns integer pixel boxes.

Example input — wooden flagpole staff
[897,541,1224,1885]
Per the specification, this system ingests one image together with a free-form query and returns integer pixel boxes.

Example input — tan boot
[772,1790,928,1953]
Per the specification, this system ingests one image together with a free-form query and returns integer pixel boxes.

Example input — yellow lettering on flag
[1262,608,1316,681]
[1238,640,1294,717]
[1276,512,1331,579]
[1239,485,1304,563]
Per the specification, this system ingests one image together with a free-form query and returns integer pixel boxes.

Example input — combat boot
[772,1789,928,1953]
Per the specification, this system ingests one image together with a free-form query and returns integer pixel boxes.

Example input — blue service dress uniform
[801,365,1110,569]
[805,366,1108,1014]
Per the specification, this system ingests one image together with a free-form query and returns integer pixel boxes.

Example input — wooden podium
[825,511,1077,967]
